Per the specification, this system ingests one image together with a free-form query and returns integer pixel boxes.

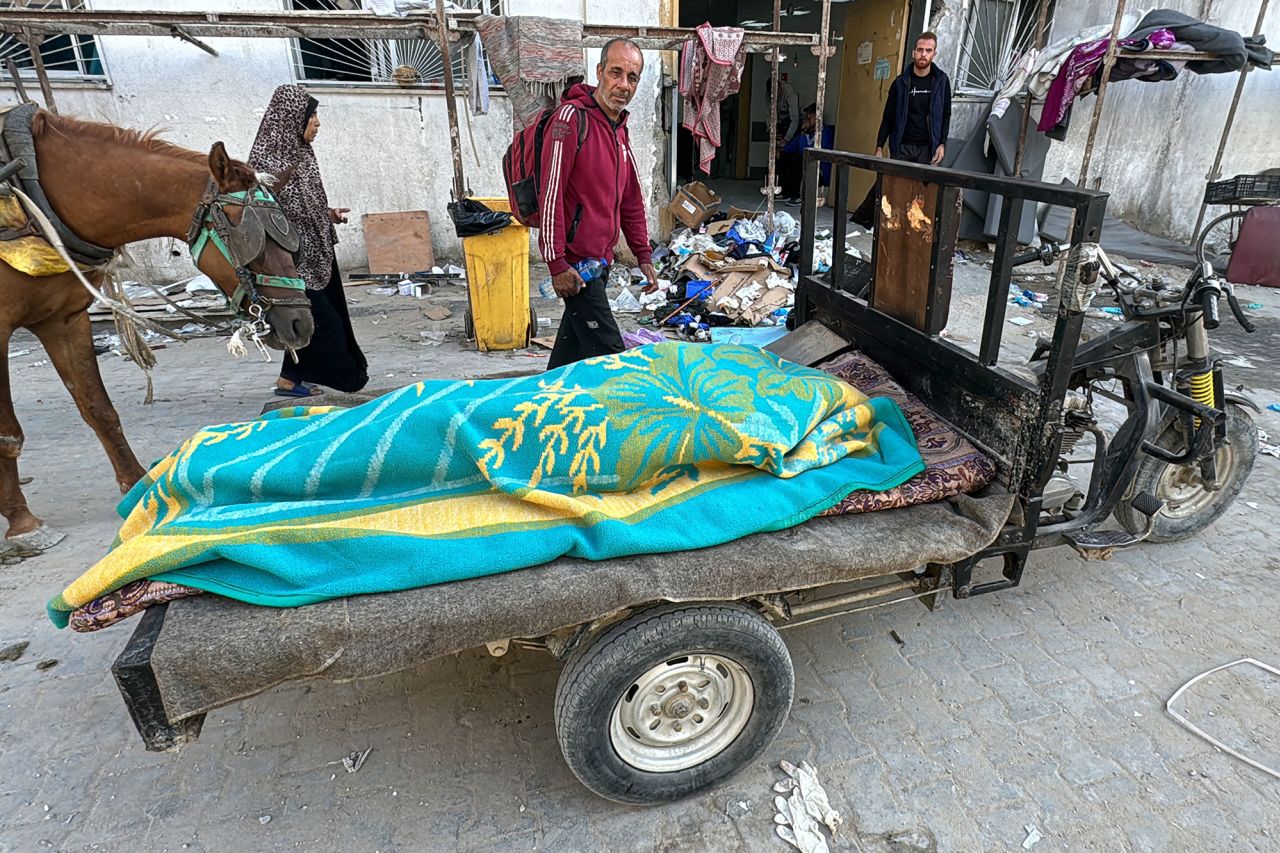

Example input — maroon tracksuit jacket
[537,83,653,276]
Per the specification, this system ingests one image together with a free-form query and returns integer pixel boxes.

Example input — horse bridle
[186,178,310,321]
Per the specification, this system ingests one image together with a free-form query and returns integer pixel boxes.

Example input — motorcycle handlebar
[1199,287,1221,330]
[1227,289,1256,334]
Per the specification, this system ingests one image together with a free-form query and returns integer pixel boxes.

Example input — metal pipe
[777,586,953,630]
[811,0,833,151]
[766,0,781,228]
[432,1,465,201]
[5,57,31,104]
[1191,0,1271,237]
[169,26,219,57]
[1077,0,1128,188]
[1012,0,1051,177]
[0,9,819,52]
[786,578,919,616]
[23,34,57,114]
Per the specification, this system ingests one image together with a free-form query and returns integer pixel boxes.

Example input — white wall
[928,0,1279,242]
[0,0,667,282]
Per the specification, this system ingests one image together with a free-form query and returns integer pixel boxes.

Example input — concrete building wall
[0,0,667,282]
[926,0,1278,242]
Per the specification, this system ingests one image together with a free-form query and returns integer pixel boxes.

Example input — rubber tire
[1116,404,1258,543]
[554,602,794,805]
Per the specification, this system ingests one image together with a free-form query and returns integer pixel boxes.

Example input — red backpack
[502,105,588,228]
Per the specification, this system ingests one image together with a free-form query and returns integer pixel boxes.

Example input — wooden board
[870,175,958,334]
[362,211,435,276]
[833,0,910,209]
[764,321,852,366]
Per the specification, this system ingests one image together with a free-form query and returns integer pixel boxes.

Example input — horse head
[193,142,315,351]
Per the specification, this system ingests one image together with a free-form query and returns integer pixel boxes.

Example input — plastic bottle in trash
[537,258,608,298]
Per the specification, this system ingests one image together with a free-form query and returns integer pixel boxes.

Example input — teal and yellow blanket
[48,343,924,627]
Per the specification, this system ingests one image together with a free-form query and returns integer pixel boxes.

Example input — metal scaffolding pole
[1191,0,1272,236]
[766,0,781,227]
[23,34,57,114]
[1012,0,1051,177]
[1077,0,1128,188]
[433,0,466,201]
[0,9,818,53]
[811,0,834,151]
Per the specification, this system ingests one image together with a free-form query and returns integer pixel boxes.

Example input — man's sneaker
[784,197,802,207]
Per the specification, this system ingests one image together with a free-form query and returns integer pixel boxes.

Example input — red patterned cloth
[679,24,746,174]
[817,351,996,515]
[68,579,202,634]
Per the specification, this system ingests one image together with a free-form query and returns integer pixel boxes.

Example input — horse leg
[30,309,146,493]
[0,327,43,538]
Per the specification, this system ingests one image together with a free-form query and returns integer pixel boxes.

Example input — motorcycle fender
[1223,392,1260,413]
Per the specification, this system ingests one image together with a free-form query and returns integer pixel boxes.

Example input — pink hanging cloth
[680,23,747,174]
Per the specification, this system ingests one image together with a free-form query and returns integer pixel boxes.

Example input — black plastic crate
[1204,174,1280,205]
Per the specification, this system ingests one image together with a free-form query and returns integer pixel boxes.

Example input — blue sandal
[274,382,320,398]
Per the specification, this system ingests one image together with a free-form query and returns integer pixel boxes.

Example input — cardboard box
[668,182,721,229]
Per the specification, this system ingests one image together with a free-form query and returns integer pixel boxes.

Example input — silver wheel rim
[1157,439,1238,519]
[609,653,755,773]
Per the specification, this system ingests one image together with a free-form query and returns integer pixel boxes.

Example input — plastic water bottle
[538,258,608,297]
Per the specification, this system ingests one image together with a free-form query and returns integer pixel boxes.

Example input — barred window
[955,0,1055,95]
[0,0,107,83]
[289,0,499,89]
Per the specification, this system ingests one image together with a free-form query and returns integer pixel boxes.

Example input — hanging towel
[680,23,747,175]
[466,32,490,116]
[476,14,584,129]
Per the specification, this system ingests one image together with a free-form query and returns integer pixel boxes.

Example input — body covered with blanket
[48,343,924,626]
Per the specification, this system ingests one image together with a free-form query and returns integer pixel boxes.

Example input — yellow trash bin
[461,197,530,352]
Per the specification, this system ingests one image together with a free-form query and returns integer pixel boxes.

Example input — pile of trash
[611,186,824,344]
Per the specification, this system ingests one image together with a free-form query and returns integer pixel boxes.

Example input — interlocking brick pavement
[2,284,1278,852]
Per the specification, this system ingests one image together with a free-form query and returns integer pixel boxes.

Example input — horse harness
[0,102,307,323]
[185,179,308,321]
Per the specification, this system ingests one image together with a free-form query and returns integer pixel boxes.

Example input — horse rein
[185,178,309,323]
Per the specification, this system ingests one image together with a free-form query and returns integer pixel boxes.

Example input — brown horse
[0,109,315,546]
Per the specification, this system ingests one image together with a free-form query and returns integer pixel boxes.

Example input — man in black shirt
[875,32,952,166]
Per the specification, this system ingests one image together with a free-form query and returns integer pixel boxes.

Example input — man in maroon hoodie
[539,37,657,369]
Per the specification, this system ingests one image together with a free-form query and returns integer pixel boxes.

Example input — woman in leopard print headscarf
[250,84,368,396]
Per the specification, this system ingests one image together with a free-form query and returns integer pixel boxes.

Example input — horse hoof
[2,525,66,558]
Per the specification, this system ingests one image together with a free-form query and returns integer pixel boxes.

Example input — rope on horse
[10,186,192,405]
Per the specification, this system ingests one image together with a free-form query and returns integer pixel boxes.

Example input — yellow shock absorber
[1189,370,1215,427]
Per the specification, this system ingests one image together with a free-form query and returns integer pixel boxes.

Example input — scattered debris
[1259,429,1280,459]
[421,304,452,321]
[259,814,272,825]
[1022,825,1044,849]
[531,336,556,350]
[1008,316,1034,327]
[1166,658,1280,780]
[773,760,841,852]
[610,287,642,313]
[418,330,447,347]
[725,798,753,820]
[0,641,29,662]
[343,746,372,773]
[35,659,59,671]
[890,630,905,646]
[1268,404,1280,413]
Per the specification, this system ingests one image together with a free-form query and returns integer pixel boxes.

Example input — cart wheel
[1116,404,1258,543]
[554,602,793,804]
[528,305,538,347]
[463,308,474,341]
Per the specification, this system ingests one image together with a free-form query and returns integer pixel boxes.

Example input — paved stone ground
[1,262,1278,852]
